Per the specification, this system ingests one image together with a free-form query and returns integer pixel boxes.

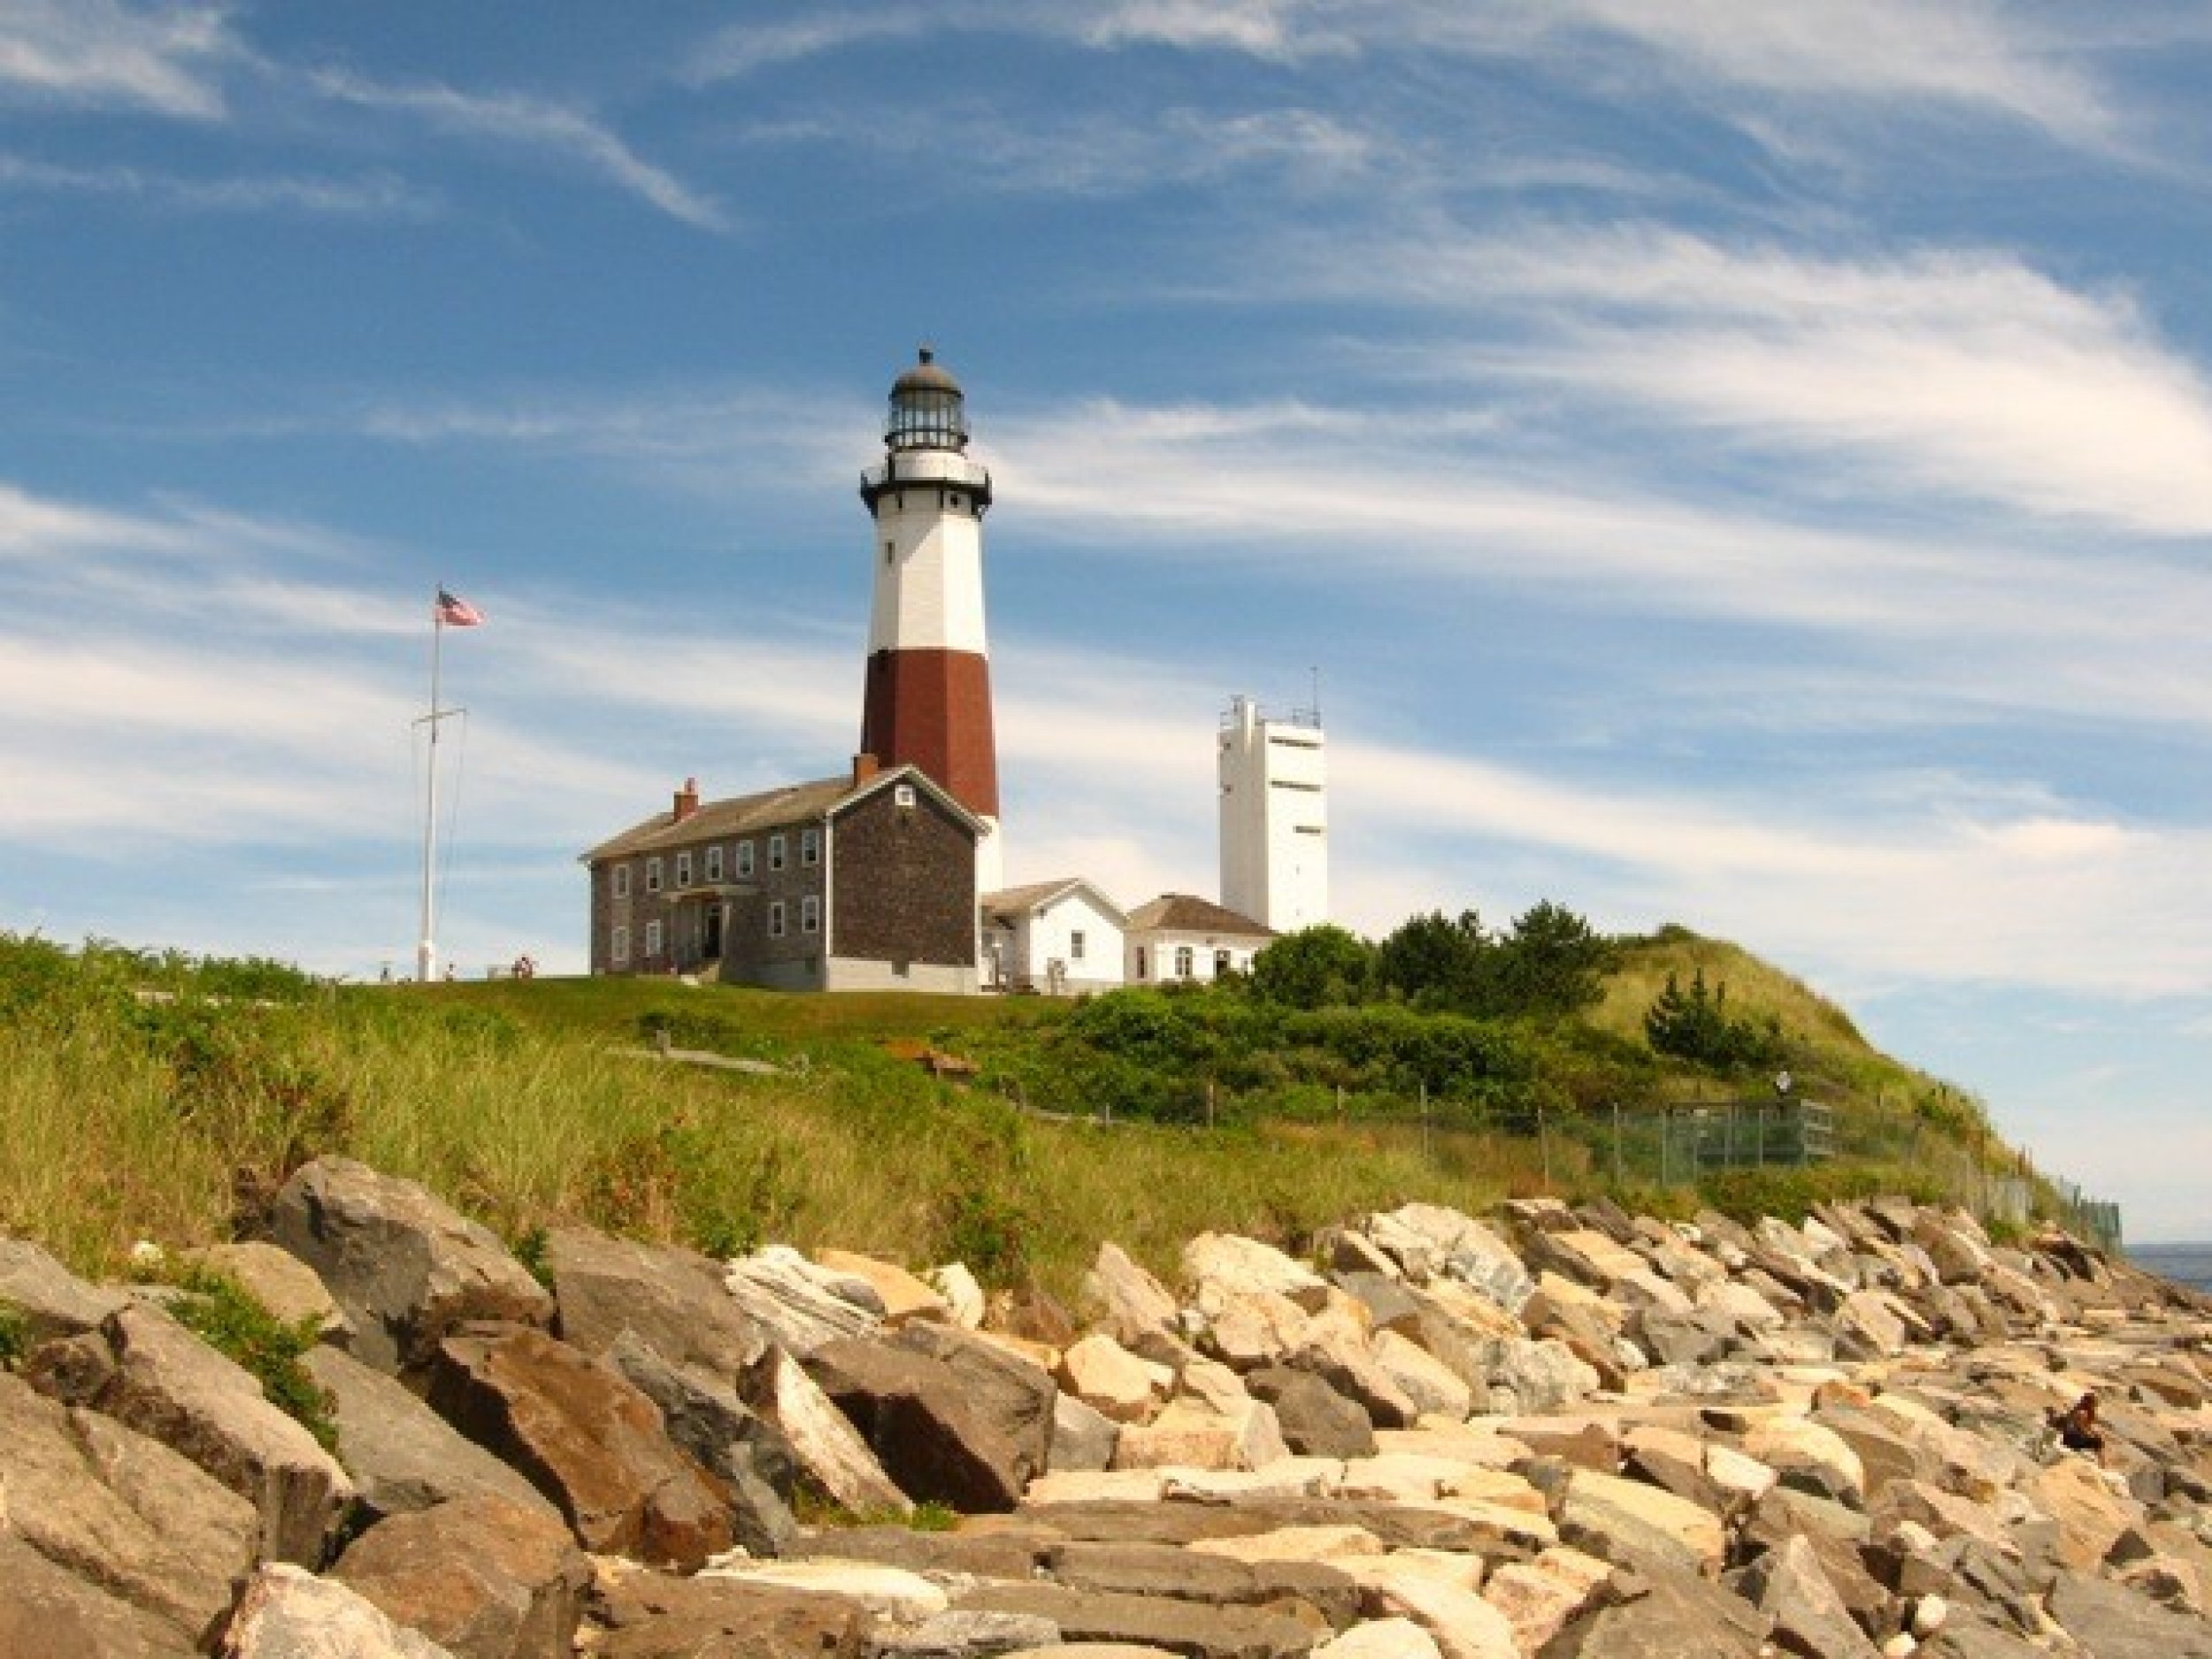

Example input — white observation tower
[1218,693,1327,933]
[858,348,1002,894]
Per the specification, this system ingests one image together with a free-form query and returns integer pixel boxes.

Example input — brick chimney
[672,777,700,823]
[851,752,880,787]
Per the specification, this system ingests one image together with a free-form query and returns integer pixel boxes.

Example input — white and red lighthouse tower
[859,349,1002,892]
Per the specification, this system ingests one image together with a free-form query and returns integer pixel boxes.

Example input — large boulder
[1085,1244,1185,1345]
[305,1345,558,1525]
[425,1325,732,1568]
[817,1248,953,1325]
[607,1331,799,1556]
[189,1241,353,1344]
[219,1563,457,1657]
[804,1334,1036,1511]
[26,1302,353,1565]
[271,1157,552,1376]
[1184,1233,1333,1313]
[0,1371,257,1653]
[1061,1333,1174,1423]
[545,1227,769,1377]
[2028,1454,2139,1571]
[332,1495,591,1659]
[2046,1570,2212,1657]
[891,1321,1059,1485]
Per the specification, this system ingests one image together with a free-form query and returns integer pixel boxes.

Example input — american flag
[434,588,484,627]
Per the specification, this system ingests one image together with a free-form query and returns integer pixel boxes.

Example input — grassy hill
[0,930,2065,1299]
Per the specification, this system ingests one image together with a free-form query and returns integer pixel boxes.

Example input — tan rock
[700,1558,950,1621]
[1188,1525,1388,1564]
[332,1494,590,1659]
[219,1563,456,1658]
[1745,1415,1866,1506]
[1059,1333,1172,1423]
[1561,1468,1726,1578]
[1480,1560,1594,1655]
[1112,1396,1287,1472]
[2029,1455,2139,1571]
[1184,1233,1332,1311]
[816,1249,952,1325]
[1704,1442,1780,1504]
[1311,1617,1442,1659]
[1341,1557,1518,1659]
[1024,1469,1169,1504]
[1371,1330,1473,1420]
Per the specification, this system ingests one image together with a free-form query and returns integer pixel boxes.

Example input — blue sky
[4,2,2212,1236]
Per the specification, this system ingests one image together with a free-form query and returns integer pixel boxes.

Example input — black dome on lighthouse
[886,346,969,451]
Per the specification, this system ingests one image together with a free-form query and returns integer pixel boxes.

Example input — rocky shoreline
[4,1154,2210,1657]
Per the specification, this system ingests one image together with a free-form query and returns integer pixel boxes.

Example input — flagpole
[418,595,444,983]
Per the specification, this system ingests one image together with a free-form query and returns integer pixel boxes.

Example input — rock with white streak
[218,1563,457,1658]
[724,1247,884,1358]
[747,1345,911,1515]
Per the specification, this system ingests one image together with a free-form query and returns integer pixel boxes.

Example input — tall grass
[0,934,2058,1297]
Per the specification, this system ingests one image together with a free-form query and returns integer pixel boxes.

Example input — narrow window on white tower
[884,540,895,565]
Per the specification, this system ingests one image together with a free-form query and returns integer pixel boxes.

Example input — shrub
[162,1266,339,1453]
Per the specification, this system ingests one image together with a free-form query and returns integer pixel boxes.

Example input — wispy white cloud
[691,1,2113,148]
[0,152,438,218]
[1264,221,2212,538]
[0,0,231,118]
[306,68,728,232]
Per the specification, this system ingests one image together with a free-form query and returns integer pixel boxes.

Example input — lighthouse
[859,349,1003,894]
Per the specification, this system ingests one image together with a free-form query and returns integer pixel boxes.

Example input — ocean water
[2128,1241,2212,1294]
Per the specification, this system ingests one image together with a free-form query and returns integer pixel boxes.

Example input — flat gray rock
[305,1344,558,1525]
[0,1237,127,1343]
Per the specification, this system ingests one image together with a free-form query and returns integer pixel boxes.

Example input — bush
[1644,970,1785,1074]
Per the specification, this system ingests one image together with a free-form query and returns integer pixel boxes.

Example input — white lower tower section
[1218,694,1327,933]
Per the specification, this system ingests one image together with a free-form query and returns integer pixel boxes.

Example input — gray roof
[1124,894,1274,940]
[981,877,1127,929]
[582,764,976,864]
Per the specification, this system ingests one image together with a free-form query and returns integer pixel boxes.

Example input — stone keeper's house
[581,761,982,994]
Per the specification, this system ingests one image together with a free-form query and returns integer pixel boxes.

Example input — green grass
[0,933,2078,1300]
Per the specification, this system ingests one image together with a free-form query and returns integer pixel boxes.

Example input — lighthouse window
[884,541,894,565]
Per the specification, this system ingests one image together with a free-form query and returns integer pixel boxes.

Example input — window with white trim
[769,833,787,872]
[1070,930,1087,961]
[675,850,693,889]
[768,901,787,939]
[612,864,630,899]
[705,845,724,883]
[645,919,663,956]
[802,895,820,933]
[612,926,629,966]
[1175,945,1194,979]
[645,857,663,894]
[1135,946,1148,980]
[894,783,917,808]
[1215,949,1233,977]
[801,826,821,866]
[736,840,755,878]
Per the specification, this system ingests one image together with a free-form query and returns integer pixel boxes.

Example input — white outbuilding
[981,877,1128,995]
[1124,893,1274,987]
